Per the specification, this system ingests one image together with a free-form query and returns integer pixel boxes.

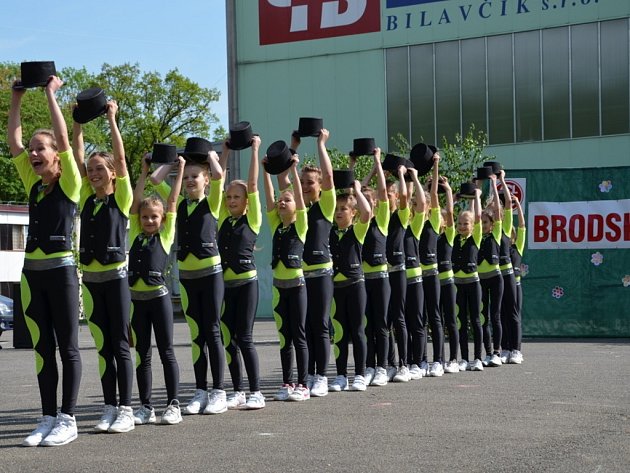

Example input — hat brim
[182,152,209,163]
[13,79,51,90]
[264,159,292,176]
[227,140,253,151]
[293,129,321,138]
[73,106,107,125]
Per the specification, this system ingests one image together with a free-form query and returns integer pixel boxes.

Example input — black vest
[271,223,303,269]
[419,219,439,266]
[303,201,332,266]
[386,210,406,266]
[26,181,77,254]
[330,226,363,279]
[176,199,218,261]
[128,233,168,286]
[80,194,127,265]
[437,232,453,274]
[404,225,420,270]
[510,245,522,277]
[452,234,479,274]
[362,218,387,266]
[499,232,512,266]
[217,215,257,274]
[477,233,500,266]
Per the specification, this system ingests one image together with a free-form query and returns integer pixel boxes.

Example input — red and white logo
[497,178,526,211]
[259,0,381,45]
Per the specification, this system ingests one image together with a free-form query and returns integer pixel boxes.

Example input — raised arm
[45,76,70,153]
[488,174,501,218]
[373,147,387,202]
[408,167,426,214]
[473,188,482,223]
[167,156,185,213]
[219,140,230,173]
[207,150,224,181]
[353,180,372,223]
[149,162,173,186]
[442,176,454,228]
[397,166,408,210]
[8,85,26,157]
[290,155,305,211]
[107,100,127,178]
[72,119,87,178]
[499,169,512,214]
[248,135,260,193]
[514,196,525,228]
[430,153,440,208]
[317,128,334,191]
[262,156,276,211]
[131,156,151,215]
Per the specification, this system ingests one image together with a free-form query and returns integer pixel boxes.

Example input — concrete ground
[0,321,628,473]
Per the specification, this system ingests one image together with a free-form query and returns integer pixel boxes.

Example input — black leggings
[22,266,82,417]
[131,294,179,406]
[481,274,504,355]
[180,272,225,391]
[273,284,308,386]
[222,279,261,392]
[439,281,459,362]
[456,281,483,362]
[305,274,333,376]
[422,274,444,363]
[365,277,390,369]
[387,270,407,367]
[332,281,367,377]
[83,278,133,406]
[500,272,521,352]
[405,279,425,366]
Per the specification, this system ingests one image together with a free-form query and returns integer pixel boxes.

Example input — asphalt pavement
[0,321,628,473]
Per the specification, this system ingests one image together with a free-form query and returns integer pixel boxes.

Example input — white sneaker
[328,376,348,392]
[371,367,388,386]
[244,391,266,410]
[350,375,367,391]
[509,350,524,364]
[22,415,56,447]
[482,355,492,367]
[310,375,329,397]
[226,391,247,410]
[458,360,469,372]
[500,350,510,364]
[364,367,375,385]
[306,374,315,390]
[429,361,444,377]
[419,360,429,377]
[469,359,484,371]
[204,389,228,414]
[489,353,502,367]
[184,389,209,415]
[409,364,423,380]
[161,400,182,425]
[287,384,310,401]
[274,384,295,401]
[393,366,411,382]
[444,360,460,374]
[94,404,118,433]
[133,405,156,425]
[386,365,397,382]
[40,413,77,447]
[108,406,135,433]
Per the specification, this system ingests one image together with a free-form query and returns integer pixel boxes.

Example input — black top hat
[426,177,447,194]
[409,143,434,177]
[264,141,293,175]
[428,145,439,154]
[181,137,213,163]
[333,169,355,189]
[476,166,494,180]
[349,138,376,157]
[483,161,502,176]
[458,182,477,199]
[73,87,108,124]
[13,61,57,90]
[293,117,323,138]
[227,121,254,151]
[383,154,415,181]
[150,143,177,164]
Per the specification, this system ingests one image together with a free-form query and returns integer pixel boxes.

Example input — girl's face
[363,188,376,210]
[140,203,164,235]
[28,134,60,178]
[482,214,493,234]
[335,201,356,229]
[86,155,115,192]
[277,191,296,218]
[300,171,321,204]
[226,183,247,217]
[183,165,209,198]
[457,214,473,236]
[386,184,398,210]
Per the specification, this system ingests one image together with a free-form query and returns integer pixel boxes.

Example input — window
[0,224,27,251]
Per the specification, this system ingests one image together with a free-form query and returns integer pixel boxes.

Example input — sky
[1,0,229,131]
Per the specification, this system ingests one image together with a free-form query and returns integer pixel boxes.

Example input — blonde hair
[301,165,322,182]
[140,195,165,218]
[458,210,474,224]
[228,179,247,195]
[31,129,58,150]
[87,151,116,173]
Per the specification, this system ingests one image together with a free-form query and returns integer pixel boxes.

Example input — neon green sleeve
[246,191,262,235]
[445,224,456,246]
[375,200,390,235]
[354,220,370,244]
[58,150,81,203]
[473,220,482,247]
[114,175,133,217]
[397,206,411,229]
[295,209,308,242]
[79,177,92,209]
[207,177,224,219]
[160,212,177,253]
[410,212,426,239]
[492,219,502,244]
[516,226,526,255]
[155,181,170,200]
[129,214,141,242]
[12,150,38,193]
[429,207,441,232]
[503,209,513,237]
[319,188,335,222]
[266,208,281,235]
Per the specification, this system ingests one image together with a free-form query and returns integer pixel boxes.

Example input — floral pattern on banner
[591,252,603,266]
[551,286,564,299]
[520,264,529,277]
[623,275,630,288]
[598,180,613,193]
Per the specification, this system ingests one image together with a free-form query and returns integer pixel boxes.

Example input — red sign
[259,0,381,45]
[497,179,524,211]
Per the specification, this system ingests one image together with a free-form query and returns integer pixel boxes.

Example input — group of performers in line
[7,76,525,448]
